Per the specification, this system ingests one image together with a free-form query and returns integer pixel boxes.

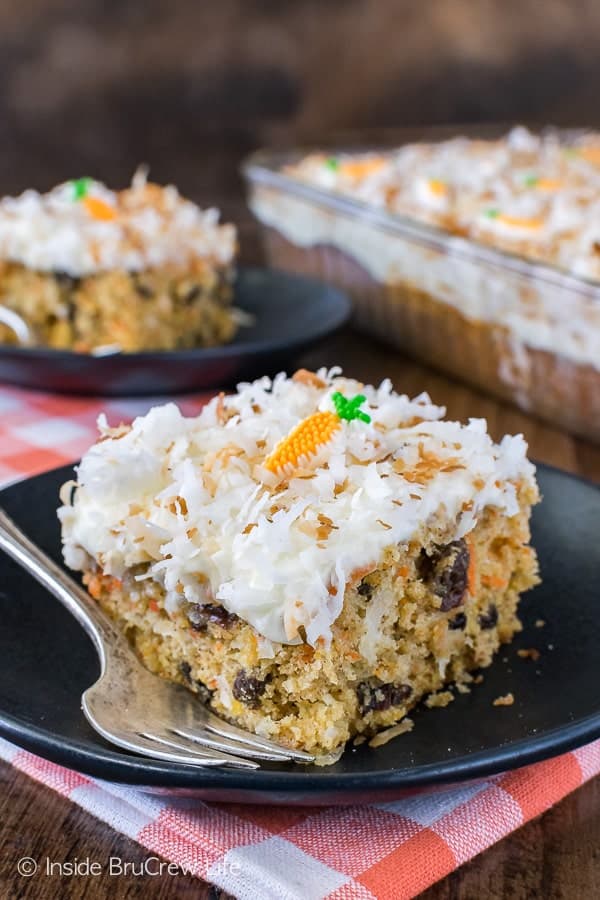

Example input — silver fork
[0,305,34,346]
[0,509,314,769]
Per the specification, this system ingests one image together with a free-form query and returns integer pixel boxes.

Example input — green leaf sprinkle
[325,157,339,171]
[331,391,371,424]
[485,208,500,218]
[71,177,92,201]
[523,174,539,187]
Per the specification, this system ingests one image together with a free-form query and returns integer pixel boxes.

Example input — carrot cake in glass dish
[0,171,237,353]
[245,127,600,442]
[283,127,600,278]
[58,368,540,761]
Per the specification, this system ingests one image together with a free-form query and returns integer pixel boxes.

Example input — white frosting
[0,171,236,276]
[287,128,600,281]
[59,370,536,648]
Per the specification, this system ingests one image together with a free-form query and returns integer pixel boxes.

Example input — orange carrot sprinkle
[264,410,341,475]
[428,178,448,196]
[339,157,386,179]
[83,196,117,221]
[535,178,562,191]
[497,214,543,230]
[578,146,600,166]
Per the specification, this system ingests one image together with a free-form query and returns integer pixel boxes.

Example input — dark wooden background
[3,0,600,256]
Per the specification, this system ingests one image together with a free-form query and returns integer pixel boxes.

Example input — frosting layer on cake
[59,369,537,646]
[0,170,235,276]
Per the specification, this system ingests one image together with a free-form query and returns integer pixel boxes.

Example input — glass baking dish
[242,145,600,443]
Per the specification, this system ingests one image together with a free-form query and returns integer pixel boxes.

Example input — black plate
[0,268,350,396]
[0,464,598,804]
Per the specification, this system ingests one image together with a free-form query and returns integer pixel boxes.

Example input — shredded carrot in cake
[481,573,509,589]
[348,563,376,586]
[300,645,315,662]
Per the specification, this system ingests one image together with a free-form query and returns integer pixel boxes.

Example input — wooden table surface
[1,329,599,899]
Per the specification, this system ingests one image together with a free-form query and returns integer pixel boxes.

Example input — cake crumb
[535,618,546,628]
[493,692,515,707]
[369,718,414,748]
[517,648,541,661]
[425,690,454,709]
[312,747,344,766]
[353,735,367,746]
[456,683,471,694]
[473,674,484,684]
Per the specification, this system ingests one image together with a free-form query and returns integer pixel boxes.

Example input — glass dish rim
[242,137,600,301]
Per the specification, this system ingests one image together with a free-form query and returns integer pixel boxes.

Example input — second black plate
[0,268,350,396]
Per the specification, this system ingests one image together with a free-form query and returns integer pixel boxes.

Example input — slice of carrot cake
[58,368,540,761]
[0,171,237,353]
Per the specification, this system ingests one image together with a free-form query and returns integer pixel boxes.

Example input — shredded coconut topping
[0,170,236,276]
[59,369,537,647]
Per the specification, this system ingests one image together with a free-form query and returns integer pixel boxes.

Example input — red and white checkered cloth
[1,383,599,899]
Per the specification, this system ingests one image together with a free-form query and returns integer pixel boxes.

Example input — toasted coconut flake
[292,368,326,389]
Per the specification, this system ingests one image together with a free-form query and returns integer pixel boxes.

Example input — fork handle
[0,507,123,668]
